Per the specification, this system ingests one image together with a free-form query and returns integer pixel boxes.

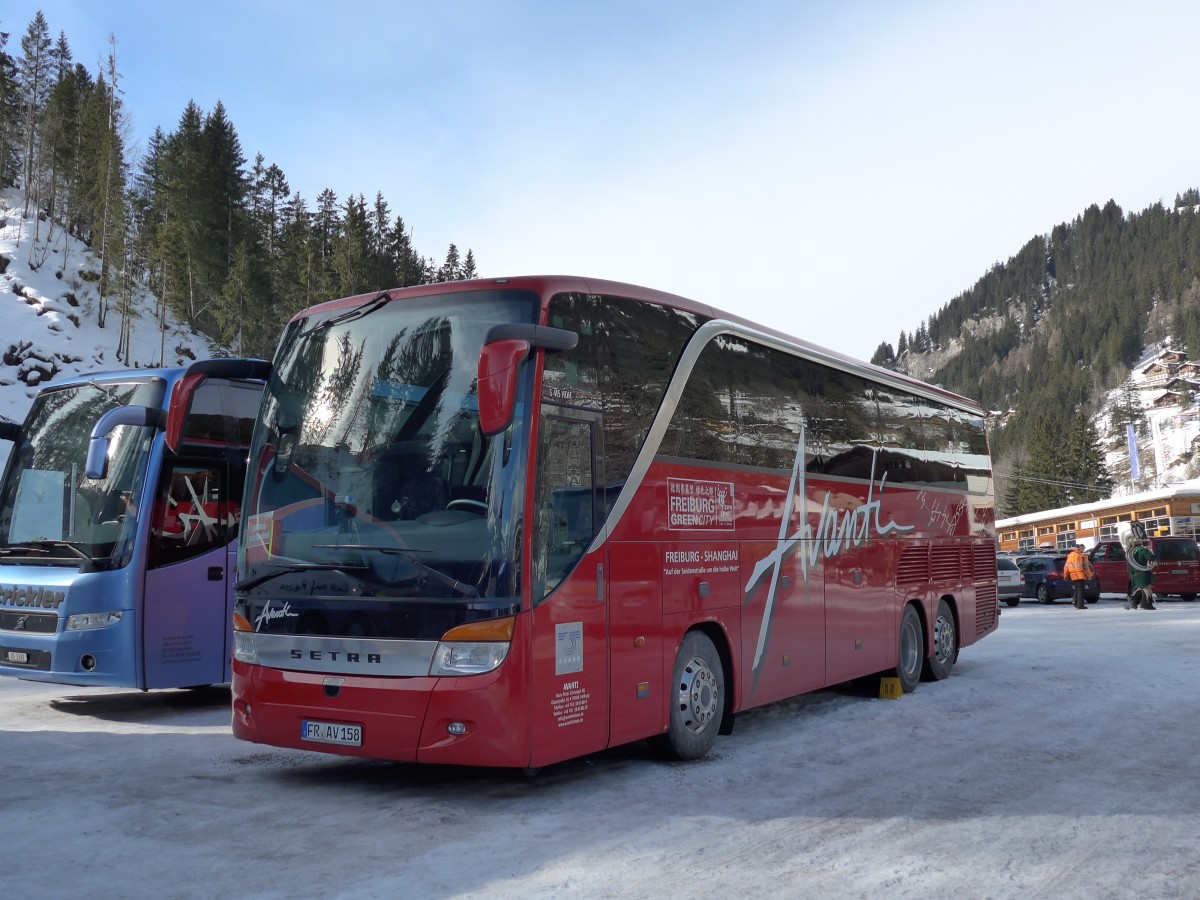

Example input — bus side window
[148,462,228,570]
[532,416,596,603]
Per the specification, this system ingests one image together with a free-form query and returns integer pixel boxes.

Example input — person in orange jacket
[1064,543,1095,609]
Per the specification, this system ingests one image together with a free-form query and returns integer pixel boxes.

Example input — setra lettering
[289,648,382,665]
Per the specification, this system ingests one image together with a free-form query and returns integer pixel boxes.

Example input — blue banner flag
[1127,424,1140,480]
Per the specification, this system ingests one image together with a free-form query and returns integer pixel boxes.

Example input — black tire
[1037,584,1052,604]
[651,631,724,761]
[921,598,958,682]
[1004,597,1020,608]
[892,603,924,693]
[1182,594,1196,602]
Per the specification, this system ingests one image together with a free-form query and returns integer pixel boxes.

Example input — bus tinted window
[545,293,700,505]
[663,333,985,492]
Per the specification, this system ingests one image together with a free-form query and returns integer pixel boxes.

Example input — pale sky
[5,0,1199,360]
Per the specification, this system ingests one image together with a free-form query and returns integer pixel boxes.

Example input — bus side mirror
[0,421,18,442]
[85,438,111,481]
[85,406,169,479]
[476,323,578,437]
[477,339,530,437]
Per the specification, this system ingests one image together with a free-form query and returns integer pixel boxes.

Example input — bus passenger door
[142,460,232,689]
[528,409,609,768]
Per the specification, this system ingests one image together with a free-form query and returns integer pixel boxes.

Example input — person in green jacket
[1125,540,1157,610]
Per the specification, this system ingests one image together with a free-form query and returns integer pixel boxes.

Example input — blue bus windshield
[0,379,165,568]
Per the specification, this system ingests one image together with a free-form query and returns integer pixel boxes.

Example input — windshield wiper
[315,543,480,598]
[298,290,393,338]
[0,543,51,556]
[85,379,121,402]
[51,541,96,563]
[234,562,369,593]
[0,540,100,572]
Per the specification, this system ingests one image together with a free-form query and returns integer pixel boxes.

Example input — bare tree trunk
[96,36,122,330]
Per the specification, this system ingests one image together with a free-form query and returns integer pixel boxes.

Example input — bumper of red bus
[231,659,531,767]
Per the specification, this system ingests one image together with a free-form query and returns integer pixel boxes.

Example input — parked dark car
[1017,554,1100,604]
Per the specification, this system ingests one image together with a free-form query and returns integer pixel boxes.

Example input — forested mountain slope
[871,190,1200,510]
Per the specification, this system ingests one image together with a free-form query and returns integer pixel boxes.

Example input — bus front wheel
[652,631,724,761]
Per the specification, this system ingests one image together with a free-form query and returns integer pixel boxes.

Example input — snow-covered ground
[3,596,1198,899]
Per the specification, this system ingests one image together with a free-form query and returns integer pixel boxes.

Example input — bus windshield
[0,379,166,568]
[240,290,538,636]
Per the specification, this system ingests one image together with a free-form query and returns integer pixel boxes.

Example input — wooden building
[996,483,1200,552]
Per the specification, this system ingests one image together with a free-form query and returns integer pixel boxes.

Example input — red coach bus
[230,276,998,768]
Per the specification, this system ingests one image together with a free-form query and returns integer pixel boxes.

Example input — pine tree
[390,215,421,287]
[201,101,249,274]
[17,12,52,220]
[79,40,129,329]
[0,27,20,187]
[461,248,477,280]
[1110,381,1148,437]
[438,243,461,282]
[334,193,371,296]
[1012,412,1067,513]
[1061,410,1114,504]
[277,190,319,319]
[368,191,395,288]
[215,240,254,353]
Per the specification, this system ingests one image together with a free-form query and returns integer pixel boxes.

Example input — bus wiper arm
[316,543,480,598]
[234,562,369,593]
[298,290,393,338]
[0,541,97,571]
[51,541,96,563]
[0,543,51,556]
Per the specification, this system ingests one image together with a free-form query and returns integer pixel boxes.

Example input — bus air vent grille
[896,546,929,586]
[972,541,996,583]
[975,584,998,634]
[930,545,960,583]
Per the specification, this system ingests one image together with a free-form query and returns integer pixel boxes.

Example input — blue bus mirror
[85,405,169,479]
[85,436,110,479]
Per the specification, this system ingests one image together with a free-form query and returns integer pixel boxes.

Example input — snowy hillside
[1093,344,1200,494]
[0,188,224,437]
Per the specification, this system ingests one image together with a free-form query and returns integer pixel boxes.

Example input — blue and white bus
[0,359,267,689]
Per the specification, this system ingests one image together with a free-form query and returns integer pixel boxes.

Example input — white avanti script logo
[743,424,914,689]
[254,598,300,632]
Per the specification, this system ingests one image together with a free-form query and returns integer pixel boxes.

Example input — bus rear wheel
[652,631,724,761]
[893,603,924,694]
[921,598,958,682]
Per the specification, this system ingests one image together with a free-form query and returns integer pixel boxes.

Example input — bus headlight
[430,642,509,676]
[66,611,123,631]
[233,631,259,665]
[429,617,514,676]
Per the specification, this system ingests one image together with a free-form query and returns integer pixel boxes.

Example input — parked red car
[1089,537,1200,600]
